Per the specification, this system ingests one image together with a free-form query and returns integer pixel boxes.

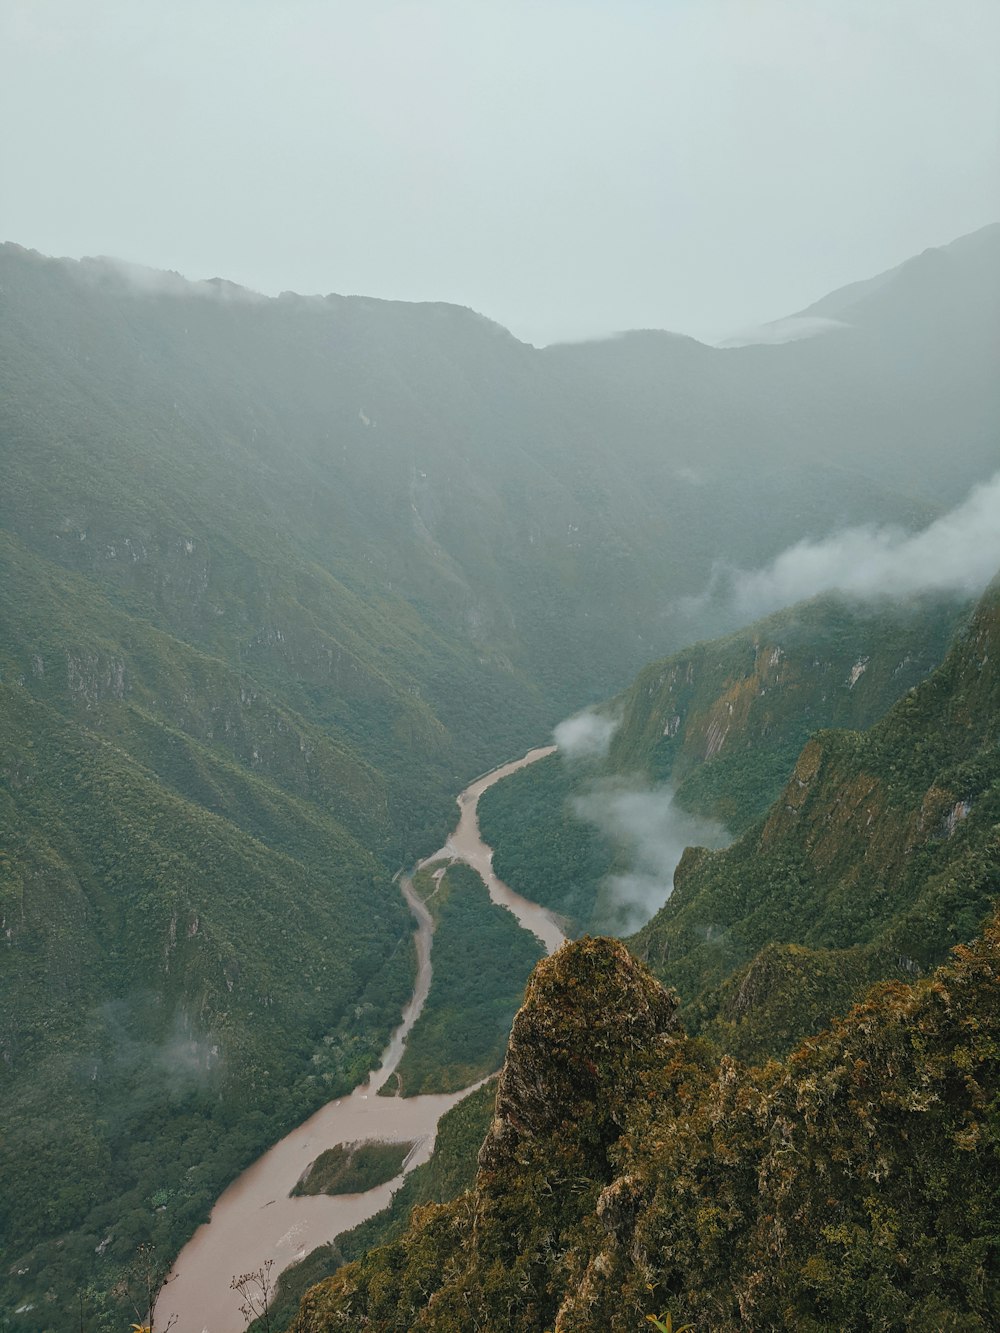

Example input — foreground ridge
[292,919,1000,1331]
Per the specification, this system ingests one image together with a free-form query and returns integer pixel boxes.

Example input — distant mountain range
[0,222,997,1327]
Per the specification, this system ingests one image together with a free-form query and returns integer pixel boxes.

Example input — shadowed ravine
[161,745,563,1332]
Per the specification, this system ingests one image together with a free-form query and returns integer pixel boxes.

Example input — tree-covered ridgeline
[1,223,997,1323]
[292,920,1000,1331]
[480,593,965,937]
[291,575,1000,1330]
[388,863,544,1096]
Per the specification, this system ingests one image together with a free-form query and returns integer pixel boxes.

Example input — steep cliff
[3,223,997,1322]
[291,938,686,1331]
[634,576,1000,1059]
[293,920,1000,1330]
[609,594,964,830]
[293,577,1000,1329]
[480,594,964,935]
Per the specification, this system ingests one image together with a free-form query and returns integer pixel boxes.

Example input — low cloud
[73,254,265,303]
[717,314,848,348]
[92,995,222,1096]
[554,708,619,760]
[574,782,729,933]
[718,469,1000,622]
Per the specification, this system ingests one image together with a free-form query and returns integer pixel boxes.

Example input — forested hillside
[1,224,997,1324]
[480,594,966,934]
[294,924,1000,1331]
[295,575,1000,1331]
[634,575,1000,1059]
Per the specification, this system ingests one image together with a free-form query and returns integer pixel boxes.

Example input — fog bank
[719,469,1000,622]
[574,782,730,934]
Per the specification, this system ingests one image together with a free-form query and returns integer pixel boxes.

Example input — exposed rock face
[630,577,1000,1062]
[478,937,681,1177]
[607,596,962,834]
[292,938,684,1332]
[292,581,1000,1333]
[294,915,1000,1332]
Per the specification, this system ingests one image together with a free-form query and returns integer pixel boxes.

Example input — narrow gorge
[162,746,563,1330]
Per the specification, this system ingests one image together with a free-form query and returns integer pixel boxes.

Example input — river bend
[162,744,562,1331]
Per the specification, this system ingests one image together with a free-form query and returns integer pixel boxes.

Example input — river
[161,743,563,1331]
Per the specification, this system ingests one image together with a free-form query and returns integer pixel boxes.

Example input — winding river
[162,744,563,1331]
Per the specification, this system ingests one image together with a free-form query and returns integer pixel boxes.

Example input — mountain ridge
[293,574,1000,1331]
[1,223,997,1325]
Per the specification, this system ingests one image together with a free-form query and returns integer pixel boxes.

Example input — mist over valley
[2,3,999,1323]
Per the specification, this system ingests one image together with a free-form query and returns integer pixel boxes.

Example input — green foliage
[0,668,416,1326]
[632,580,1000,1061]
[289,918,1000,1331]
[390,864,543,1095]
[291,1141,416,1198]
[645,1311,693,1333]
[612,595,963,827]
[481,595,965,969]
[479,754,614,934]
[1,230,997,1325]
[256,1081,497,1332]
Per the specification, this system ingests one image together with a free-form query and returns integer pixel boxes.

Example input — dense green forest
[0,223,997,1324]
[389,864,543,1095]
[478,755,614,933]
[291,1140,417,1198]
[480,594,964,936]
[257,1082,497,1332]
[633,576,1000,1059]
[294,924,1000,1331]
[292,576,1000,1330]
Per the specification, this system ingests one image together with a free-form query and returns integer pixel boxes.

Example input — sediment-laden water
[162,745,563,1331]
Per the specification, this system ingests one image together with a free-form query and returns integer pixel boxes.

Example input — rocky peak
[478,938,681,1179]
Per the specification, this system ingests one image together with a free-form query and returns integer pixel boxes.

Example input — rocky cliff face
[478,594,965,942]
[293,915,1000,1331]
[292,938,685,1331]
[292,578,1000,1329]
[630,576,1000,1060]
[609,594,964,832]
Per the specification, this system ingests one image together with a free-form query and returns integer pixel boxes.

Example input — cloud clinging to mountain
[722,469,1000,621]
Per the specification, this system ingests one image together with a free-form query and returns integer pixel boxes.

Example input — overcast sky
[3,1,998,345]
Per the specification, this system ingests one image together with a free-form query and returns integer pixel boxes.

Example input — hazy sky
[3,1,998,345]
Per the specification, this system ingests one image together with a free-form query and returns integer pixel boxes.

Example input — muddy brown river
[162,744,563,1331]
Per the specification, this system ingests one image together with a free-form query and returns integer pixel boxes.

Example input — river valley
[162,745,564,1331]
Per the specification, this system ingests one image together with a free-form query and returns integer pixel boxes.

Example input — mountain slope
[295,576,1000,1327]
[4,223,998,707]
[292,922,1000,1331]
[479,594,965,935]
[632,575,1000,1058]
[0,224,997,1320]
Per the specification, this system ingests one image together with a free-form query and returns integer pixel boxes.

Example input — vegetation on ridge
[291,577,1000,1330]
[1,227,997,1324]
[255,1081,498,1333]
[480,594,963,936]
[633,577,1000,1060]
[291,919,1000,1331]
[388,863,543,1096]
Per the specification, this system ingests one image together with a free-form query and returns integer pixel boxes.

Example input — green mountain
[293,924,1000,1332]
[0,223,997,1323]
[294,576,1000,1331]
[633,576,1000,1060]
[479,594,966,935]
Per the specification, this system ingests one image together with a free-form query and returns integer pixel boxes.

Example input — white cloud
[716,315,849,347]
[74,254,265,302]
[553,709,619,760]
[724,469,1000,621]
[573,782,729,934]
